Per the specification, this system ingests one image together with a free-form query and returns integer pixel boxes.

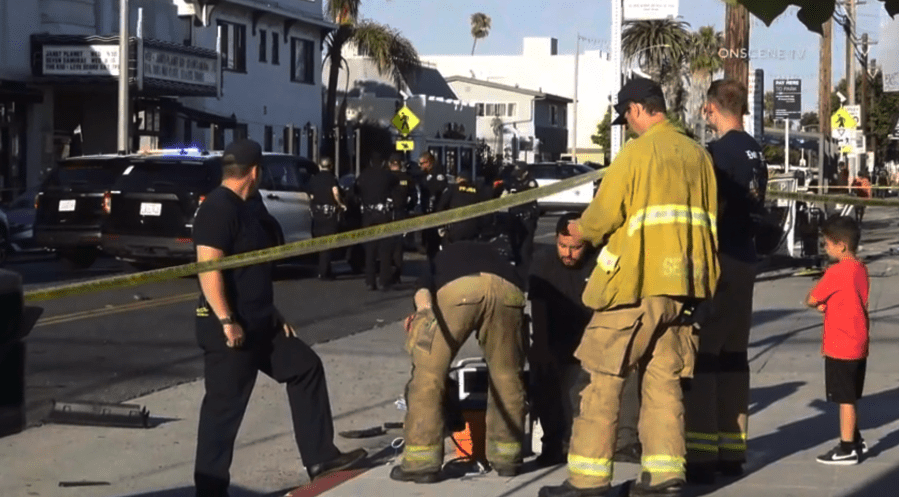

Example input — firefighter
[388,153,416,285]
[539,77,719,497]
[389,240,527,483]
[437,175,491,244]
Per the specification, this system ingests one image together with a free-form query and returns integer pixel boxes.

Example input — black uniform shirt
[419,173,448,213]
[193,186,279,333]
[528,245,597,363]
[438,182,493,241]
[508,177,540,216]
[308,171,339,206]
[418,241,524,293]
[707,130,766,263]
[355,167,398,206]
[390,170,416,213]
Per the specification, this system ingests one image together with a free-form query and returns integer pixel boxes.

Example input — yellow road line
[35,292,199,328]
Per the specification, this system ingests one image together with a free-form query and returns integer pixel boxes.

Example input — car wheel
[61,247,99,269]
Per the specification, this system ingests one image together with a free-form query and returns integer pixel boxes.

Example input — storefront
[30,34,225,156]
[0,81,42,203]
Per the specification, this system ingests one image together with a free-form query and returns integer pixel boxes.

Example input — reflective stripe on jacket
[576,119,720,311]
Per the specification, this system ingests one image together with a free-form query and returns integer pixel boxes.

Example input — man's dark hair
[556,212,581,236]
[822,215,861,252]
[707,79,748,116]
[634,94,667,115]
[222,139,262,178]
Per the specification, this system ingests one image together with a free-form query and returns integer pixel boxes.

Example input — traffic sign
[832,127,857,154]
[392,105,419,136]
[773,79,801,121]
[844,105,861,128]
[395,140,414,151]
[831,107,858,132]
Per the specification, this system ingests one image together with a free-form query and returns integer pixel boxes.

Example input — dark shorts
[825,356,867,404]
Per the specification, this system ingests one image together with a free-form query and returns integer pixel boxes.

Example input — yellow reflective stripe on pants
[641,455,686,475]
[686,431,719,442]
[719,431,747,452]
[627,204,718,237]
[488,440,520,456]
[403,444,442,462]
[686,431,720,453]
[568,454,613,478]
[686,442,719,453]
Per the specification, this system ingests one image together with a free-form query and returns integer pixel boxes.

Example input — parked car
[5,186,44,253]
[100,149,318,268]
[33,155,131,268]
[527,162,599,213]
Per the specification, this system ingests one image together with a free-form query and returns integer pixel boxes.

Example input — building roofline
[444,75,572,103]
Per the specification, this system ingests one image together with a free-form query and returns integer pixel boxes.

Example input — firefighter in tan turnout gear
[539,77,720,497]
[390,241,527,484]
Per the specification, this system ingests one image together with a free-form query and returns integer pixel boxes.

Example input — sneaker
[816,444,859,466]
[857,439,869,455]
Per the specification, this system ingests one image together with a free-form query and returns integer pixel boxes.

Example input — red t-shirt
[810,258,870,359]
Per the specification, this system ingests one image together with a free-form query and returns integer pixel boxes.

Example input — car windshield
[45,158,130,190]
[114,158,222,191]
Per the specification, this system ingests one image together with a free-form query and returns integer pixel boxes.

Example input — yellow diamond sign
[392,105,420,136]
[831,107,858,131]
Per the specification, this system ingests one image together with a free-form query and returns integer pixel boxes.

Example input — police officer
[539,77,719,497]
[390,241,527,483]
[506,163,540,276]
[308,157,346,280]
[355,153,398,291]
[387,153,416,285]
[437,175,491,243]
[417,152,448,268]
[192,140,366,496]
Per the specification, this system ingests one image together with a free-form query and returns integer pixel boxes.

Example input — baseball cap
[222,139,262,167]
[611,77,665,125]
[388,152,404,164]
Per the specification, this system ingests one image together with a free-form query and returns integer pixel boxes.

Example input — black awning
[0,80,43,103]
[152,99,237,128]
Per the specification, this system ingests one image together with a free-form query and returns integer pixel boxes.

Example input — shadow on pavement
[747,381,806,417]
[751,308,803,327]
[687,385,899,496]
[119,485,294,497]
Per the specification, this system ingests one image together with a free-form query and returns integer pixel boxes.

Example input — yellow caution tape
[767,190,899,207]
[24,168,605,302]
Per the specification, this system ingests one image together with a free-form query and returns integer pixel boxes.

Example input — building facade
[0,0,331,201]
[423,37,613,164]
[445,76,571,162]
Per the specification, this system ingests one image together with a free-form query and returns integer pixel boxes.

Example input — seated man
[391,241,528,483]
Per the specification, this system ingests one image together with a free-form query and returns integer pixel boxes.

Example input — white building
[423,37,614,164]
[0,0,332,200]
[329,56,478,178]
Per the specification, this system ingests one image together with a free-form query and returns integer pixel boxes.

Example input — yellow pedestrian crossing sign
[831,107,858,131]
[396,140,414,151]
[392,105,419,136]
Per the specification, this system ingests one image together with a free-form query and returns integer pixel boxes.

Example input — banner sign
[42,45,121,76]
[143,48,217,88]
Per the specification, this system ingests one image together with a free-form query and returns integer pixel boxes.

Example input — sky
[356,0,889,114]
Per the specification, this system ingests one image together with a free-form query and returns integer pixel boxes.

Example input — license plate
[58,199,76,212]
[139,202,162,216]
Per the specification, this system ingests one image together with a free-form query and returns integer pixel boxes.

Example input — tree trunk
[724,2,749,89]
[325,38,345,160]
[471,38,477,56]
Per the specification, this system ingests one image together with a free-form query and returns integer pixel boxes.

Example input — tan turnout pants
[567,296,697,489]
[684,253,755,465]
[401,273,527,473]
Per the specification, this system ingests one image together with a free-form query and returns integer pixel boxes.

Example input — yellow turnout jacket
[576,119,720,311]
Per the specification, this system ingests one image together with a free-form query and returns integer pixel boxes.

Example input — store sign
[773,79,801,121]
[42,45,121,76]
[143,48,216,88]
[624,0,678,20]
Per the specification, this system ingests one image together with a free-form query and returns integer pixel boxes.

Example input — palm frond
[621,19,692,82]
[470,12,491,39]
[353,20,420,87]
[326,0,360,25]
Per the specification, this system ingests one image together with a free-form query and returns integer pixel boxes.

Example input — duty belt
[363,203,388,213]
[313,204,338,215]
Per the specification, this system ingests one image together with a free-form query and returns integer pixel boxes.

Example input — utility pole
[818,19,833,194]
[724,2,750,89]
[846,0,858,178]
[117,0,130,154]
[573,34,580,163]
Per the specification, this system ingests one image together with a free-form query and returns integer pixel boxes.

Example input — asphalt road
[10,215,561,427]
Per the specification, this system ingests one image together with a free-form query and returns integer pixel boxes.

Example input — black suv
[34,155,131,268]
[100,150,317,267]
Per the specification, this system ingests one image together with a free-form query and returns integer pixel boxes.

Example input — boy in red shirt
[806,215,870,465]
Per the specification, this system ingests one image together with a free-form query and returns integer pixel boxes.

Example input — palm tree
[685,26,724,134]
[470,13,491,55]
[621,19,692,116]
[323,0,420,155]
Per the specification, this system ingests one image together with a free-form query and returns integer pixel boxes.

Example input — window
[476,103,484,116]
[485,103,495,116]
[291,38,314,83]
[550,105,558,126]
[271,32,280,64]
[218,21,246,72]
[507,103,516,117]
[496,103,506,116]
[264,125,274,151]
[261,157,301,191]
[259,29,267,62]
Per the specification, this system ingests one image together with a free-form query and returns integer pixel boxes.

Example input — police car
[527,162,599,213]
[100,148,317,267]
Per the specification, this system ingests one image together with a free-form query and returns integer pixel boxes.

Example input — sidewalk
[4,208,899,497]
